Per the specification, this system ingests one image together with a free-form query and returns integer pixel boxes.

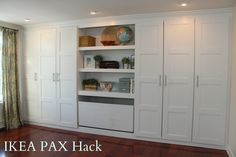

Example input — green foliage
[94,55,103,62]
[82,79,99,86]
[122,57,130,64]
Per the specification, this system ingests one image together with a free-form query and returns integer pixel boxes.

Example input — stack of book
[119,78,135,94]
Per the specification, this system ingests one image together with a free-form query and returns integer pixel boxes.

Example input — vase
[123,64,129,69]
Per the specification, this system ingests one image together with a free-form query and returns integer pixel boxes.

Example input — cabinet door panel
[23,55,40,122]
[23,30,40,122]
[135,19,163,138]
[39,29,58,124]
[163,17,194,142]
[79,102,133,132]
[193,15,229,145]
[57,26,77,127]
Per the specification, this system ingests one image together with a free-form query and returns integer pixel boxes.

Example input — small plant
[82,79,99,91]
[94,55,103,62]
[82,79,99,86]
[94,55,103,68]
[122,57,130,64]
[122,57,131,69]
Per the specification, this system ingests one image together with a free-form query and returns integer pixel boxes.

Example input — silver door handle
[164,75,168,86]
[52,73,56,82]
[34,73,37,81]
[159,75,162,86]
[196,75,199,88]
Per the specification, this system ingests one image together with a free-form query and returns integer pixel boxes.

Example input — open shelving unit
[77,24,135,133]
[78,24,135,97]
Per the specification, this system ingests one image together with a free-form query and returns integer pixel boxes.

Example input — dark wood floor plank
[0,125,229,157]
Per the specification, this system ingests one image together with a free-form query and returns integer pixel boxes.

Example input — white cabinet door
[56,26,77,127]
[23,30,40,122]
[79,102,133,132]
[39,29,58,124]
[163,17,194,142]
[193,15,230,145]
[135,19,163,138]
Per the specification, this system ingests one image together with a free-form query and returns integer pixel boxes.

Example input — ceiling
[0,0,235,25]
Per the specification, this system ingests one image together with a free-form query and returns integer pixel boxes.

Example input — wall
[229,6,236,157]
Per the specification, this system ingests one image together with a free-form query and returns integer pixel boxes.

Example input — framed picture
[84,55,95,68]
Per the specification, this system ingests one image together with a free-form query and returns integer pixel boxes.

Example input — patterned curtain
[1,27,22,130]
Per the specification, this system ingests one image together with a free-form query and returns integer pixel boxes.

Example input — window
[0,31,2,102]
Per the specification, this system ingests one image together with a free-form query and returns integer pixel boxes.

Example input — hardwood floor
[0,125,229,157]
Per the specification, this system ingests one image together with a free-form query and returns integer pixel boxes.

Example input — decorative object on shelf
[99,82,113,92]
[82,79,99,91]
[130,54,135,69]
[119,78,131,93]
[79,36,96,47]
[84,55,95,69]
[130,78,135,94]
[101,26,119,46]
[122,57,130,69]
[111,82,119,92]
[117,26,133,45]
[100,61,119,69]
[101,41,116,46]
[94,55,103,68]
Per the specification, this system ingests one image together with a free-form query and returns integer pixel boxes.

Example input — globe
[117,26,133,45]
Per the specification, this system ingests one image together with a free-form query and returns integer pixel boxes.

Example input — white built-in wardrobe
[135,14,230,146]
[23,26,77,127]
[23,12,231,148]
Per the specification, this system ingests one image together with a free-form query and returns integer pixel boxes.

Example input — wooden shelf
[78,90,134,99]
[79,68,135,73]
[79,45,135,51]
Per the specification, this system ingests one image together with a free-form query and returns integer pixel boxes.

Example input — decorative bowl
[101,40,116,46]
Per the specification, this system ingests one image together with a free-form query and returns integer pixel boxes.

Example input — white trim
[227,147,236,157]
[79,69,135,73]
[78,91,134,99]
[25,121,227,150]
[79,45,135,51]
[23,8,232,29]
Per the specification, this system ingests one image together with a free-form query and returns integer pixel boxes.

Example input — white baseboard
[227,147,236,157]
[25,121,227,150]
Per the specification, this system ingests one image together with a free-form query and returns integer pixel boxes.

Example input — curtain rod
[0,26,18,32]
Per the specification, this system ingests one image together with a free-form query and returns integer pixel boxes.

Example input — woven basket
[84,85,97,91]
[79,36,96,47]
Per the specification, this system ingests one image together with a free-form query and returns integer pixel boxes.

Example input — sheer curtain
[1,27,22,130]
[0,31,2,101]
